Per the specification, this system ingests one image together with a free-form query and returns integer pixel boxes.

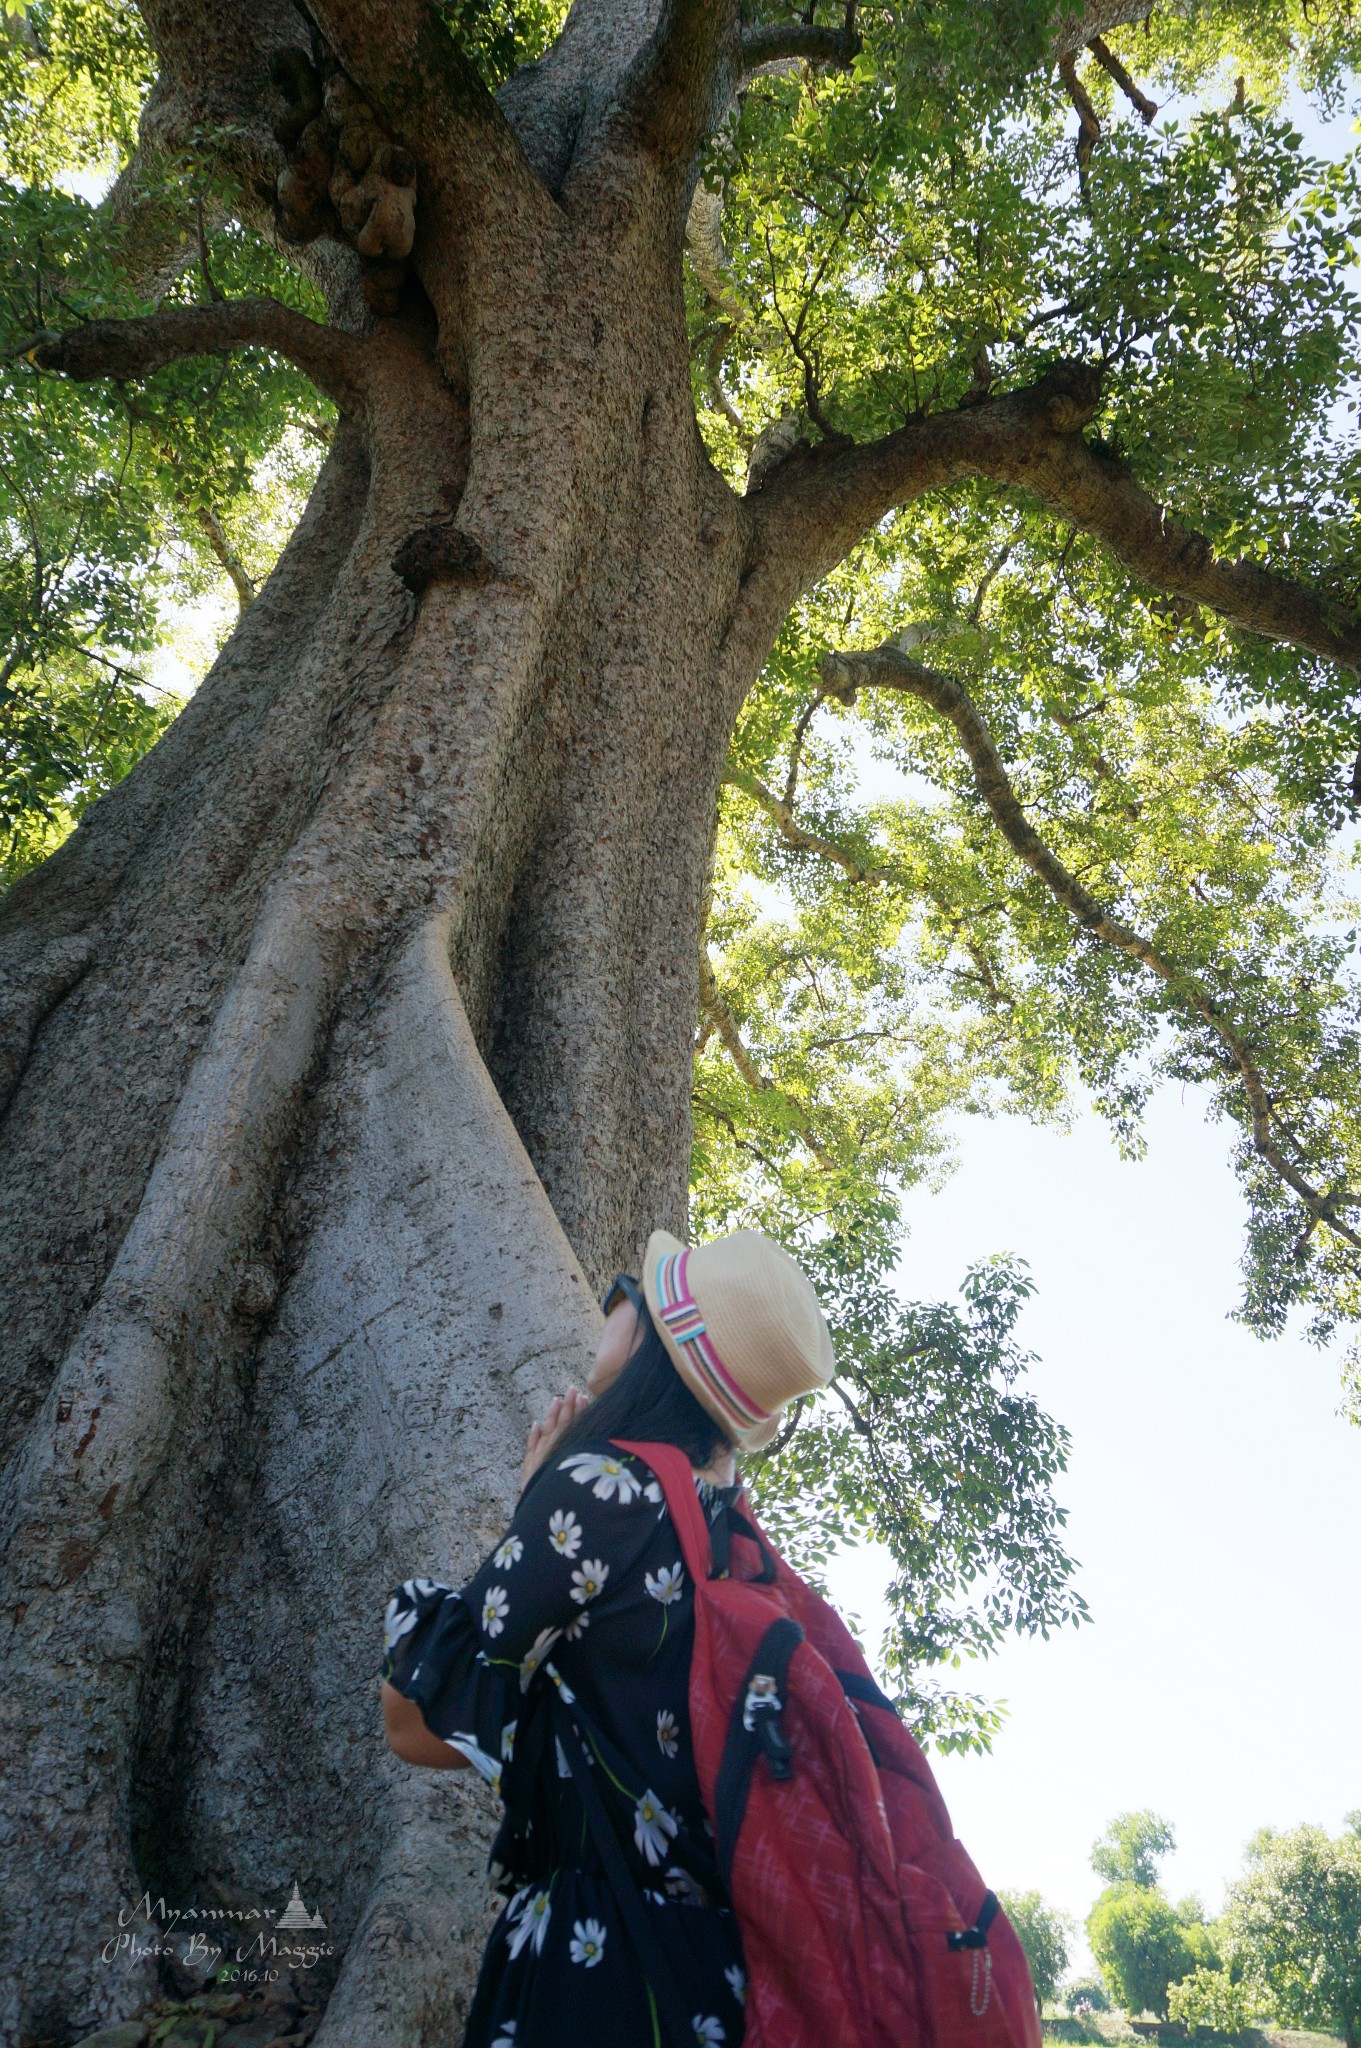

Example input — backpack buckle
[946,1890,1000,1951]
[743,1675,794,1780]
[754,1712,794,1780]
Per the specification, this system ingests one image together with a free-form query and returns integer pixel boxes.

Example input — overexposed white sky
[826,1083,1361,1970]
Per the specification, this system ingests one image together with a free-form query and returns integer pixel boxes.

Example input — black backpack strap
[551,1691,695,2048]
[712,1616,804,1893]
[835,1668,899,1714]
[708,1503,778,1584]
[947,1889,1000,1951]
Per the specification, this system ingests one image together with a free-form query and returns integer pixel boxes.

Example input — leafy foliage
[0,116,331,890]
[1086,1812,1218,2019]
[997,1888,1075,2007]
[741,1244,1085,1750]
[1091,1810,1178,1891]
[1061,1978,1110,2016]
[1087,1884,1219,2020]
[8,0,1361,1749]
[1189,1823,1361,2046]
[1167,1966,1260,2035]
[679,11,1361,1516]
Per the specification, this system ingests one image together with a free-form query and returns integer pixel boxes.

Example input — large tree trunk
[0,200,762,2039]
[2,0,1236,2034]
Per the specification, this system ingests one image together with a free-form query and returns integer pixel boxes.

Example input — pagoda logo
[275,1881,327,1931]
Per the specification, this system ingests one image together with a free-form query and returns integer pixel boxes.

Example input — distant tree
[999,1890,1075,2008]
[1090,1811,1178,1890]
[1199,1824,1361,2048]
[1087,1884,1217,2019]
[1168,1967,1260,2035]
[1063,1978,1110,2016]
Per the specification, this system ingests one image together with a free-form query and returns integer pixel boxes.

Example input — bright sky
[825,1083,1361,1971]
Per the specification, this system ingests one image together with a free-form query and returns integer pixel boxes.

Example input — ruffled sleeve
[378,1578,516,1786]
[378,1440,663,1782]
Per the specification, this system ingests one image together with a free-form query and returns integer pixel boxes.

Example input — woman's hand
[520,1386,591,1490]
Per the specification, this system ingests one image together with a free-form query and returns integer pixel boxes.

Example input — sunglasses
[601,1272,643,1318]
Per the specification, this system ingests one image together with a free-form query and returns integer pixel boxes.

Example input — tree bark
[0,72,759,2027]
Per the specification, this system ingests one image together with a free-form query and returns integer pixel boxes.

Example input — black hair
[520,1299,731,1503]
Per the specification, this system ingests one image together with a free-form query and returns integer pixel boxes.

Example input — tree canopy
[1091,1809,1178,1890]
[1170,1821,1361,2047]
[7,0,1361,1757]
[1087,1813,1217,2018]
[997,1888,1075,2008]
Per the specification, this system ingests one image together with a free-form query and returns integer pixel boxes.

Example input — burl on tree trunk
[3,0,1356,2041]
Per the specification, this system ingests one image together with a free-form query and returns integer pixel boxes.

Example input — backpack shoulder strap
[611,1438,714,1582]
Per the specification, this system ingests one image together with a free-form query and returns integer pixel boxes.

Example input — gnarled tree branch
[192,503,256,614]
[613,0,740,165]
[308,0,552,250]
[723,762,886,883]
[747,360,1361,691]
[819,639,1361,1254]
[1087,33,1157,121]
[28,300,369,411]
[742,363,1104,623]
[1058,49,1100,191]
[739,22,861,72]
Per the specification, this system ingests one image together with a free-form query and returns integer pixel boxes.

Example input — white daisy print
[382,1598,419,1653]
[564,1609,590,1641]
[500,1720,517,1761]
[656,1708,679,1758]
[506,1886,551,1959]
[633,1789,679,1865]
[445,1732,500,1784]
[547,1508,582,1558]
[559,1451,643,1503]
[519,1625,562,1690]
[643,1478,663,1504]
[570,1917,608,1967]
[481,1584,510,1638]
[645,1562,684,1605]
[493,1534,523,1569]
[693,2020,726,2046]
[725,1963,747,2003]
[570,1558,609,1605]
[491,2026,517,2048]
[526,1888,552,1954]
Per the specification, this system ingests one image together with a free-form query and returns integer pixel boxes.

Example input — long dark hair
[520,1299,731,1503]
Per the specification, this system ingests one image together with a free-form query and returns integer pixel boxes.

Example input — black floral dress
[377,1438,749,2048]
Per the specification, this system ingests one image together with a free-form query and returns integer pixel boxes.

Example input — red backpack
[614,1439,1042,2048]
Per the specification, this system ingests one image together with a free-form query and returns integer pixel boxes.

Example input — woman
[377,1225,836,2048]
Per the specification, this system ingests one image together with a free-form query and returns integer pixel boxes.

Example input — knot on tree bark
[818,651,860,705]
[270,47,417,314]
[1032,358,1103,433]
[392,525,494,596]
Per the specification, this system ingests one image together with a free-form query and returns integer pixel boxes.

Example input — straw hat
[641,1227,836,1452]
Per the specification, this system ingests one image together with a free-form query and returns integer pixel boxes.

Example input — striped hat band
[654,1248,773,1432]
